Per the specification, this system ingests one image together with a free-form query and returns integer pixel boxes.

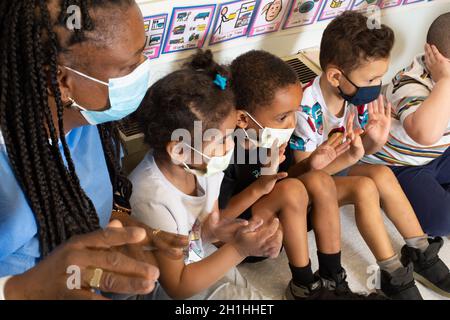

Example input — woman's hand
[111,212,189,259]
[4,221,159,300]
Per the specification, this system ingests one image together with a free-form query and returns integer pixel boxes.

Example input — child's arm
[293,114,364,175]
[402,44,450,145]
[220,172,287,220]
[288,134,351,177]
[220,142,288,221]
[155,218,280,299]
[360,96,392,154]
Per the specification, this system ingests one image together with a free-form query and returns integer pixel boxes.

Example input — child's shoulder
[128,153,169,200]
[300,76,323,108]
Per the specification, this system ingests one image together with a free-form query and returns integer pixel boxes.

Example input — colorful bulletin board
[248,0,291,37]
[283,0,324,29]
[351,0,382,11]
[379,0,403,8]
[210,0,257,45]
[143,14,167,60]
[163,5,216,54]
[317,0,353,21]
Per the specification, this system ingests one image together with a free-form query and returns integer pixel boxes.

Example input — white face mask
[182,143,234,177]
[244,112,295,148]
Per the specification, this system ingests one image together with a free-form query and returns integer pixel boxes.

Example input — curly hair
[230,50,299,113]
[320,11,395,73]
[138,50,235,154]
[0,0,134,256]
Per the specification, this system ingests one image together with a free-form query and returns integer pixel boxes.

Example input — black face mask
[338,72,382,106]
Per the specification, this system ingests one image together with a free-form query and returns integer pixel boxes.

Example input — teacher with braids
[0,0,189,299]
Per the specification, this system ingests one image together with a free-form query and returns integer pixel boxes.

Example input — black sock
[289,260,314,287]
[317,251,342,279]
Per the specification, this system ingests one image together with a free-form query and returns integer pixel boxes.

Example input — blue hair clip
[213,74,227,90]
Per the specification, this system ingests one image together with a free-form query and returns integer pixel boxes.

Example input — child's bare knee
[366,165,397,186]
[351,177,379,202]
[300,170,336,197]
[276,178,309,207]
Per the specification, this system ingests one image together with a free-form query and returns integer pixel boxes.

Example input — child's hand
[232,218,281,258]
[425,44,450,82]
[309,135,351,170]
[201,211,249,244]
[254,171,288,195]
[346,112,365,161]
[261,140,287,175]
[363,95,392,146]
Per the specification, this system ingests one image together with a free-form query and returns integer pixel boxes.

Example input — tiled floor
[238,205,450,300]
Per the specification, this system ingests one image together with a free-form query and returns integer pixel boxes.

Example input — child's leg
[333,176,395,261]
[393,164,450,237]
[349,164,426,239]
[334,176,423,299]
[251,178,310,268]
[297,171,341,256]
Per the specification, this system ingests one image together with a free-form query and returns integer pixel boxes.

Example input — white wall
[137,0,450,84]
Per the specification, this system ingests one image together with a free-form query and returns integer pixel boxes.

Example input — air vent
[285,58,319,84]
[117,118,142,138]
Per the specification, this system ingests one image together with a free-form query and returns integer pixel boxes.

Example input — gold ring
[89,268,103,289]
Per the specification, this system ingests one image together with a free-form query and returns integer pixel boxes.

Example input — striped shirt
[363,54,450,166]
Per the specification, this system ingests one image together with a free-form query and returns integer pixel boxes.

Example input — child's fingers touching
[335,140,351,156]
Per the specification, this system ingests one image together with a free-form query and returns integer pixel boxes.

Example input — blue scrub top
[0,125,113,277]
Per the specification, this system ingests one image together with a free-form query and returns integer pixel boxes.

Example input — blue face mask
[64,57,151,125]
[338,72,382,106]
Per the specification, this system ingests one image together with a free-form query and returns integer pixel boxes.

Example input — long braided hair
[0,0,133,256]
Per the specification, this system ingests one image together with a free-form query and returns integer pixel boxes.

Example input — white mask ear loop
[67,97,87,112]
[243,112,264,143]
[245,111,264,129]
[184,143,212,161]
[64,66,109,86]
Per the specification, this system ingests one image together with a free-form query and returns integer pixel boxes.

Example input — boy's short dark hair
[320,11,395,73]
[230,50,299,113]
[427,12,450,59]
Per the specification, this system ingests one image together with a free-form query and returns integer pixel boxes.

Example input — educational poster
[351,0,382,11]
[379,0,403,8]
[162,5,216,54]
[402,0,425,4]
[248,0,291,37]
[317,0,353,21]
[209,0,257,45]
[283,0,324,29]
[143,14,167,60]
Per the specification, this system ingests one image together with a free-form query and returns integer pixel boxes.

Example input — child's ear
[167,141,186,164]
[236,110,249,129]
[326,66,343,88]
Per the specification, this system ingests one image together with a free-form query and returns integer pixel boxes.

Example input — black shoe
[317,269,385,300]
[380,263,423,300]
[401,237,450,298]
[285,276,329,300]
